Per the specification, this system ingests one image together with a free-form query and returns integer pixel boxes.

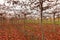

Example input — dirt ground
[0,21,60,40]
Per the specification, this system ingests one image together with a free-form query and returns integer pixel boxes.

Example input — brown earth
[0,21,60,40]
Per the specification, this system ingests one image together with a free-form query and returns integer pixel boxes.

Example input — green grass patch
[1,19,60,24]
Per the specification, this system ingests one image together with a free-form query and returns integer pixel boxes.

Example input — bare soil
[0,21,60,40]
